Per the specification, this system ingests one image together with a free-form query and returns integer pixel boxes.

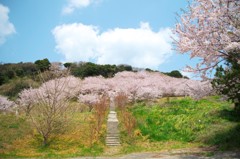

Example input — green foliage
[0,62,38,86]
[163,70,183,78]
[0,72,9,85]
[34,58,51,72]
[69,62,133,78]
[212,52,240,112]
[0,78,39,100]
[145,68,154,72]
[130,97,240,150]
[63,62,72,68]
[117,64,133,72]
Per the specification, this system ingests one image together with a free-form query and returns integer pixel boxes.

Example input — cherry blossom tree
[77,71,212,103]
[0,95,16,113]
[186,80,213,100]
[174,0,239,110]
[78,93,101,111]
[18,88,39,115]
[18,72,81,146]
[174,0,240,77]
[18,76,81,114]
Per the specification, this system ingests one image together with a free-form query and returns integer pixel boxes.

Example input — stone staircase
[106,101,121,146]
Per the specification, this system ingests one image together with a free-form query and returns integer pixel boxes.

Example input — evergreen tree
[212,52,240,113]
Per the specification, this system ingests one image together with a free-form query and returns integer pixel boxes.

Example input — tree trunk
[167,96,170,103]
[234,102,240,114]
[43,136,48,146]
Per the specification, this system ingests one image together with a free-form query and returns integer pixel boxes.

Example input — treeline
[0,59,52,99]
[0,62,38,85]
[66,62,188,79]
[145,68,188,79]
[65,62,133,78]
[0,58,51,85]
[163,70,188,79]
[0,59,188,99]
[0,58,187,86]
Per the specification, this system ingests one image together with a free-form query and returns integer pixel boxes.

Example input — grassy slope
[1,96,239,158]
[119,96,240,153]
[0,108,106,158]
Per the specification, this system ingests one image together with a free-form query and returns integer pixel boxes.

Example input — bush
[0,78,39,99]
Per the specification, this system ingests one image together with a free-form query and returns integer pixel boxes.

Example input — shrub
[0,78,39,99]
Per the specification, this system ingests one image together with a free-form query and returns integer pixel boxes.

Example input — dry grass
[0,108,106,158]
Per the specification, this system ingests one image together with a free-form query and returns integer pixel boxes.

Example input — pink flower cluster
[18,76,81,113]
[78,71,212,102]
[0,95,16,112]
[19,71,213,109]
[174,0,240,76]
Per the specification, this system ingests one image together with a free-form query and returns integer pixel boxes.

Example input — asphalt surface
[71,150,240,159]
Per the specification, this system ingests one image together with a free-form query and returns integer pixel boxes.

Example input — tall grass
[0,102,107,158]
[130,96,240,150]
[1,96,239,157]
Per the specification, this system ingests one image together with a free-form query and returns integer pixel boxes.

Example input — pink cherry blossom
[174,0,240,77]
[18,76,81,114]
[19,71,213,110]
[0,95,16,112]
[78,71,212,102]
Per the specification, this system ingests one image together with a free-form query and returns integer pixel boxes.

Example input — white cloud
[53,23,99,61]
[0,4,15,45]
[52,22,174,69]
[180,70,200,80]
[62,0,97,15]
[180,71,192,78]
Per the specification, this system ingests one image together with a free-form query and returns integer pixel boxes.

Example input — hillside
[0,60,187,100]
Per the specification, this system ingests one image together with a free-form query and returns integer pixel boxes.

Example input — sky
[0,0,199,77]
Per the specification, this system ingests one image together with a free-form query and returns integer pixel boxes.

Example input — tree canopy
[175,0,240,112]
[174,0,239,77]
[34,58,51,72]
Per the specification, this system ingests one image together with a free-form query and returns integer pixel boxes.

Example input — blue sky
[0,0,198,76]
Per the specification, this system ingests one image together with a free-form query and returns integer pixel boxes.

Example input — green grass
[0,108,107,158]
[120,96,240,152]
[0,114,31,149]
[1,96,239,157]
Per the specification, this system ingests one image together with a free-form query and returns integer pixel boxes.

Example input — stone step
[106,143,121,146]
[107,129,119,132]
[106,136,120,139]
[106,140,120,143]
[106,141,121,144]
[108,119,118,121]
[106,140,120,142]
[107,126,119,130]
[106,102,121,146]
[106,138,120,141]
[106,142,121,145]
[107,123,119,125]
[106,137,120,139]
[107,136,119,138]
[107,133,119,135]
[107,125,119,128]
[107,136,119,139]
[107,127,119,130]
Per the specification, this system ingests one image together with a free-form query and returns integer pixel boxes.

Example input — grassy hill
[118,96,240,154]
[1,96,239,158]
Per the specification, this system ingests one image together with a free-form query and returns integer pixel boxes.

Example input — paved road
[71,151,240,159]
